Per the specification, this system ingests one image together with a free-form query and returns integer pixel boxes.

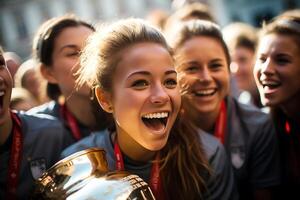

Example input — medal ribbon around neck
[60,103,82,141]
[6,112,23,200]
[214,100,227,144]
[114,138,165,199]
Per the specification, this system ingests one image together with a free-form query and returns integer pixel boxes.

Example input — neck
[116,128,156,162]
[0,111,13,145]
[64,95,96,129]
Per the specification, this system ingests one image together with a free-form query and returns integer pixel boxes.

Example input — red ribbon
[214,100,227,144]
[60,103,82,141]
[285,120,291,135]
[114,139,164,199]
[6,112,23,200]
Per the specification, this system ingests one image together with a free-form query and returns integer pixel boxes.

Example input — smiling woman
[169,19,281,199]
[61,18,237,199]
[27,14,108,145]
[253,9,300,199]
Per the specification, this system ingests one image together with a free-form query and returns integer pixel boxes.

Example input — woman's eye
[131,80,148,89]
[210,63,222,69]
[67,51,80,57]
[258,56,266,63]
[185,66,198,73]
[164,78,177,88]
[276,57,290,65]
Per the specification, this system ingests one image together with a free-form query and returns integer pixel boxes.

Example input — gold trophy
[31,148,155,200]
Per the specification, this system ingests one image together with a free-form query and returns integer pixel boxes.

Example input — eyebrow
[127,69,177,78]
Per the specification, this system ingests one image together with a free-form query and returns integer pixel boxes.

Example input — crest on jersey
[30,158,47,180]
[231,146,246,169]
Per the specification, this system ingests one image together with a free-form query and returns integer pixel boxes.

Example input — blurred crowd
[0,2,300,200]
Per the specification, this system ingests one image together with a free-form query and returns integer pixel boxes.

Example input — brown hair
[32,14,95,101]
[222,22,258,53]
[169,20,231,67]
[259,9,300,49]
[78,18,210,199]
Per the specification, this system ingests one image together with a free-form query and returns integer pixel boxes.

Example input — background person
[222,22,262,108]
[28,14,108,144]
[169,19,280,200]
[0,46,71,199]
[253,9,300,199]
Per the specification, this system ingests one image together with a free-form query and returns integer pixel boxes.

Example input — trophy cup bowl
[31,148,155,200]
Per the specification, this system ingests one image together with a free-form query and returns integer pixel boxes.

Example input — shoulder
[26,101,59,117]
[199,130,225,163]
[17,112,67,141]
[199,130,239,199]
[61,129,111,158]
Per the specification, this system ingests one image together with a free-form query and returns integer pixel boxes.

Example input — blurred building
[0,0,299,59]
[0,0,171,59]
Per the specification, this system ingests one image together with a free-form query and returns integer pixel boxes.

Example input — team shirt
[214,96,281,199]
[62,129,238,199]
[0,111,72,199]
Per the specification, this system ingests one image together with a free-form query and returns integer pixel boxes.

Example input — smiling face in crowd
[254,33,300,109]
[176,36,230,125]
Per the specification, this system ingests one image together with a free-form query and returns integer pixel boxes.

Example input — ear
[40,64,58,84]
[95,86,113,113]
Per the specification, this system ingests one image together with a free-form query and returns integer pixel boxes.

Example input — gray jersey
[0,112,72,199]
[224,96,281,198]
[62,129,238,200]
[27,101,91,140]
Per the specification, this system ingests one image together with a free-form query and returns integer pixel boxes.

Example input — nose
[260,58,275,76]
[197,66,212,83]
[150,83,169,105]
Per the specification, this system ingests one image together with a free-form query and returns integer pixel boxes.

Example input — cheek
[253,64,262,83]
[218,73,230,94]
[170,90,182,111]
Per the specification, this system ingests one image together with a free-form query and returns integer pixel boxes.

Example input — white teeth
[261,80,280,87]
[195,89,215,95]
[0,91,4,96]
[143,112,168,119]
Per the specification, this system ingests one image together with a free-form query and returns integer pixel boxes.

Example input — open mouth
[193,89,217,97]
[141,112,168,132]
[261,80,281,90]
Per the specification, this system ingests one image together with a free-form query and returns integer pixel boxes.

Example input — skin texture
[254,33,300,117]
[176,36,230,132]
[0,52,13,145]
[96,43,181,162]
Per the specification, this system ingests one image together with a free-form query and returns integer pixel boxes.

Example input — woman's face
[230,47,257,93]
[176,36,230,120]
[47,25,93,98]
[254,34,300,107]
[110,43,181,151]
[0,52,13,125]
